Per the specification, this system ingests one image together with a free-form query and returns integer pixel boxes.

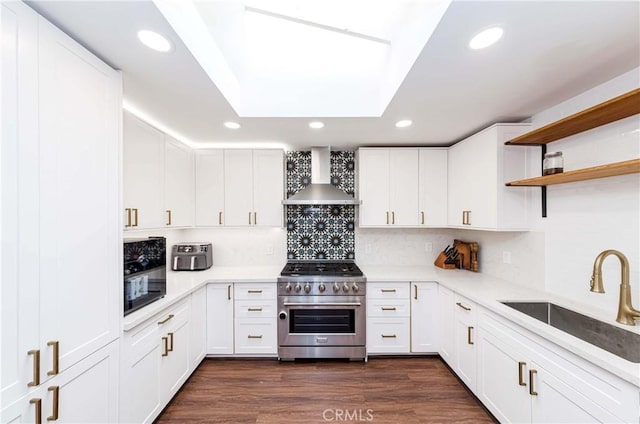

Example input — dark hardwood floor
[155,357,496,424]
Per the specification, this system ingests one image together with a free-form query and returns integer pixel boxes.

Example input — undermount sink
[501,301,640,363]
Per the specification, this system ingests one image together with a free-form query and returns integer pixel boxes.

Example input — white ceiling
[27,0,640,150]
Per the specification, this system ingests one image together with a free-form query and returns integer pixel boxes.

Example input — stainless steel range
[277,260,366,361]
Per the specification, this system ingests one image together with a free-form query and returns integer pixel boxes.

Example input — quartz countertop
[122,263,640,386]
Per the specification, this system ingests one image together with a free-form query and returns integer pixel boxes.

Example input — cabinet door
[123,112,165,229]
[358,149,390,226]
[1,0,41,407]
[447,138,475,227]
[464,128,497,229]
[437,286,455,366]
[159,312,190,402]
[410,282,438,353]
[38,16,120,377]
[224,150,254,226]
[206,284,234,354]
[234,319,278,355]
[253,149,284,227]
[418,149,447,226]
[454,296,477,392]
[366,318,410,354]
[195,150,225,226]
[164,136,194,228]
[388,149,419,226]
[189,287,207,368]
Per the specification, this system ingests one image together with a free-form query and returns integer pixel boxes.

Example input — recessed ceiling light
[309,121,325,129]
[395,119,412,128]
[469,27,503,50]
[224,121,241,129]
[137,30,172,52]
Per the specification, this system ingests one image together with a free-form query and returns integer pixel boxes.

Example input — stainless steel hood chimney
[282,147,361,205]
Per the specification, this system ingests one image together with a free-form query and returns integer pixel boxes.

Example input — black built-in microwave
[123,237,166,316]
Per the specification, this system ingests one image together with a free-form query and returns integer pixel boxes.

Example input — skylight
[153,0,451,117]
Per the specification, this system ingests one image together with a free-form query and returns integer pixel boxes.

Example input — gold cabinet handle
[421,211,425,225]
[414,284,418,300]
[166,210,172,226]
[157,314,174,325]
[456,302,471,311]
[392,211,395,224]
[381,307,397,311]
[125,208,131,228]
[168,332,174,352]
[47,341,59,376]
[248,211,252,225]
[30,398,42,424]
[248,307,263,312]
[227,284,232,300]
[219,211,222,225]
[467,326,474,345]
[254,212,257,225]
[529,369,538,396]
[381,334,397,338]
[518,361,527,386]
[47,386,59,421]
[161,336,169,357]
[381,289,396,293]
[386,211,389,225]
[28,350,40,387]
[247,334,263,339]
[247,290,263,294]
[133,208,139,227]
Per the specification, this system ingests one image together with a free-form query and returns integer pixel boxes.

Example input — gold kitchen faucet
[590,250,640,325]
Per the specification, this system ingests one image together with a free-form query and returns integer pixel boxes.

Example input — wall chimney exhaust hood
[283,147,361,205]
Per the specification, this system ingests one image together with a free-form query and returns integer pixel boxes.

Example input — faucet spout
[590,249,639,325]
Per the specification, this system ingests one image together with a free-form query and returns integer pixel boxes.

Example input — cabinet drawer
[367,282,409,299]
[367,299,410,317]
[367,317,410,354]
[233,283,276,300]
[454,294,476,323]
[234,318,277,355]
[234,299,277,319]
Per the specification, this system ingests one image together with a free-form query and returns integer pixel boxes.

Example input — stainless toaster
[171,243,213,271]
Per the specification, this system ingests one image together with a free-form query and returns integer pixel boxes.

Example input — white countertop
[123,263,640,386]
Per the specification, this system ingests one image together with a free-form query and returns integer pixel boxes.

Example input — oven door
[278,295,365,347]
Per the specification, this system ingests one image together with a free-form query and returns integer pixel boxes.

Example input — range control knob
[342,283,350,293]
[318,283,326,293]
[294,283,302,293]
[304,283,311,293]
[285,283,292,293]
[333,283,340,293]
[352,283,359,293]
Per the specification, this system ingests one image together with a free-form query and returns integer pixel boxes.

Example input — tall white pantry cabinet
[1,2,122,423]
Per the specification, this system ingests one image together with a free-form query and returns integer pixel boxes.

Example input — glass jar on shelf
[543,151,563,175]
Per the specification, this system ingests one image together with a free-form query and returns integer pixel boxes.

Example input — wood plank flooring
[155,357,496,424]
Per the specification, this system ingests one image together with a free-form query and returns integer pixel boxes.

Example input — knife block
[453,239,479,272]
[434,251,456,269]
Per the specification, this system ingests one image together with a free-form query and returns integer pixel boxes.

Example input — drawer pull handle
[168,332,174,352]
[30,398,42,424]
[381,334,397,338]
[414,285,418,300]
[227,284,232,300]
[166,210,172,226]
[158,314,174,325]
[467,326,474,345]
[125,208,131,227]
[381,307,397,311]
[133,208,139,227]
[386,211,389,225]
[248,307,263,312]
[47,386,59,421]
[248,290,263,294]
[162,337,169,357]
[47,341,59,376]
[518,361,527,386]
[28,350,40,387]
[219,211,223,225]
[529,369,538,396]
[456,302,471,311]
[381,289,396,293]
[421,211,425,225]
[392,211,395,224]
[248,335,263,339]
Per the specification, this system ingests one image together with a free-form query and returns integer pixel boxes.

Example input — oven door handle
[283,302,362,307]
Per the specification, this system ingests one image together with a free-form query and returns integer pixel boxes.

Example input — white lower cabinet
[437,285,455,365]
[206,284,234,355]
[453,294,477,391]
[366,282,411,354]
[189,286,207,367]
[410,282,439,353]
[477,308,639,424]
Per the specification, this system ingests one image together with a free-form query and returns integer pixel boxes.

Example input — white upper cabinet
[358,148,420,227]
[418,149,448,227]
[123,112,165,229]
[224,149,283,227]
[447,123,531,230]
[195,150,225,226]
[165,136,194,227]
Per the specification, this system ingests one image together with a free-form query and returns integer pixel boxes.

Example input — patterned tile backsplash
[286,151,356,260]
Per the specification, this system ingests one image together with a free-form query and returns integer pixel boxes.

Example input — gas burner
[280,260,364,277]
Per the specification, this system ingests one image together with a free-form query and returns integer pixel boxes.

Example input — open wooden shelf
[506,158,640,186]
[505,88,640,145]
